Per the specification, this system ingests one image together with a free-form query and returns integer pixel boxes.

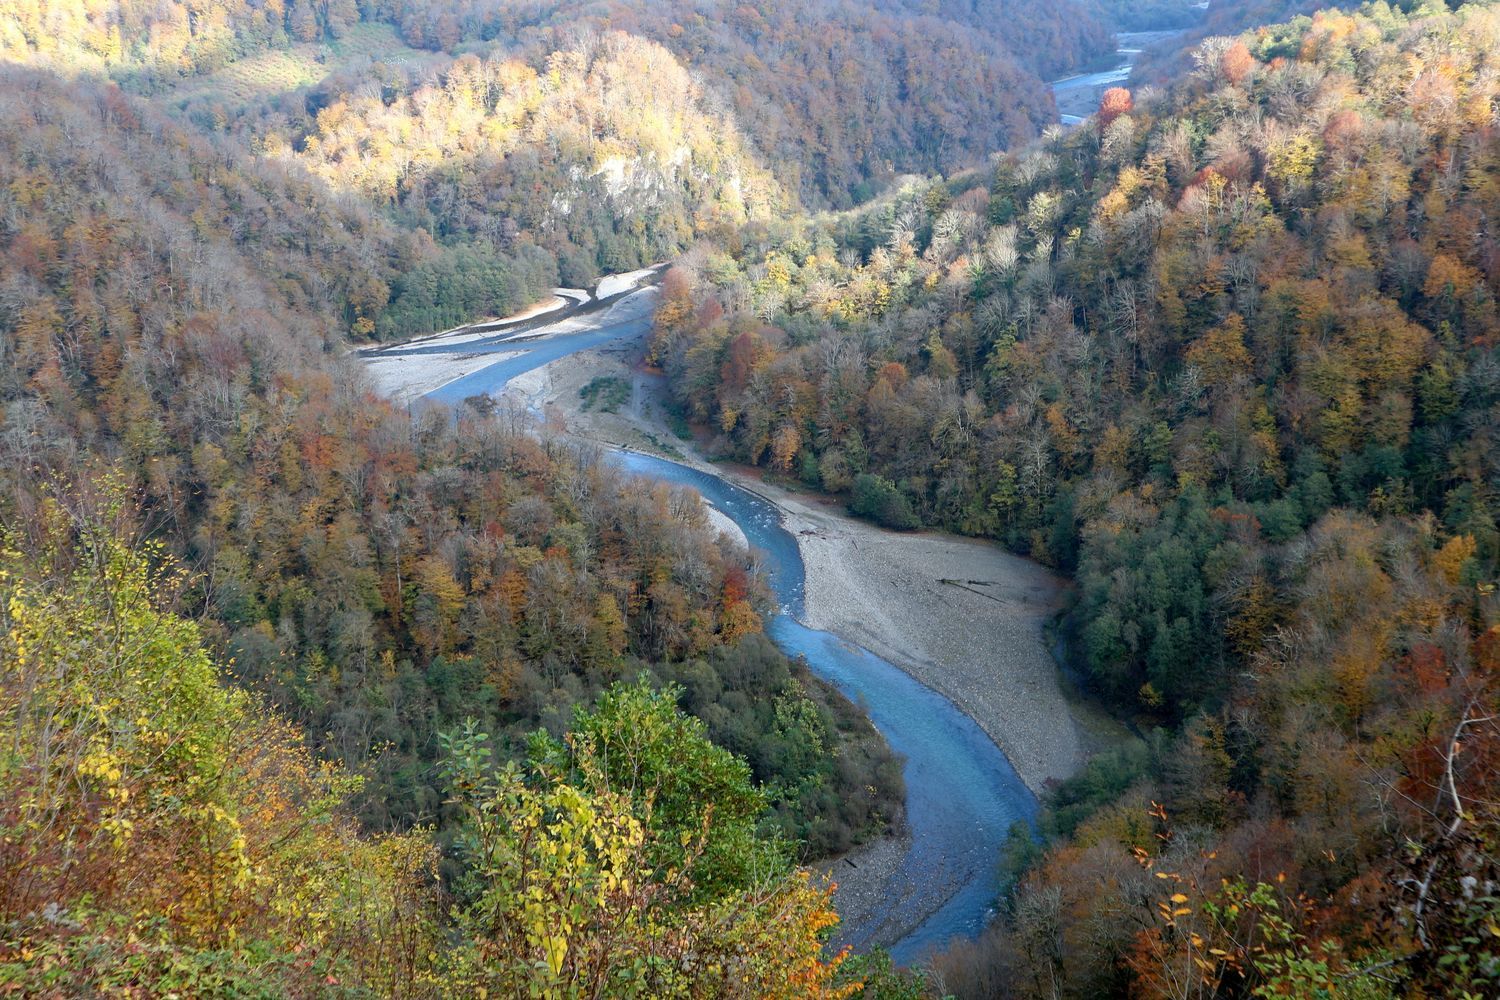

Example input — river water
[419,330,1038,963]
[423,315,655,407]
[610,452,1036,963]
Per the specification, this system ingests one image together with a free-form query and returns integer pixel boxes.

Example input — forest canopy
[3,0,1500,995]
[0,44,903,992]
[0,518,860,996]
[645,1,1500,993]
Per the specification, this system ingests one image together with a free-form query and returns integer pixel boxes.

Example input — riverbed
[359,273,1108,962]
[610,450,1038,962]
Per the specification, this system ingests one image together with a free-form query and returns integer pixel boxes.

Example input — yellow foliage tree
[440,714,856,999]
[0,500,440,994]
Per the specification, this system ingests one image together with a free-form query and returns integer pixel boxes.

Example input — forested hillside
[361,0,1103,203]
[0,521,859,996]
[0,62,904,855]
[2,0,1111,228]
[255,31,787,310]
[0,0,1141,339]
[6,0,1500,994]
[375,0,1109,78]
[649,2,1500,993]
[0,5,824,339]
[0,0,359,82]
[1129,0,1363,83]
[1081,0,1206,31]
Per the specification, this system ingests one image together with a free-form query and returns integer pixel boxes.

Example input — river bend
[416,300,1037,962]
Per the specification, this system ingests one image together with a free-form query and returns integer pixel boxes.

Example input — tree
[771,421,803,473]
[440,714,856,998]
[850,474,920,530]
[1220,41,1254,86]
[1184,313,1252,397]
[287,0,320,41]
[1,509,438,995]
[1099,86,1133,128]
[550,679,786,898]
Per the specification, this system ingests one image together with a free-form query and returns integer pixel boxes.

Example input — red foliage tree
[1098,87,1133,128]
[1220,41,1255,86]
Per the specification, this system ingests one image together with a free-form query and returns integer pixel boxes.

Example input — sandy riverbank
[360,293,569,356]
[703,504,748,551]
[359,273,662,406]
[743,477,1089,794]
[364,348,524,405]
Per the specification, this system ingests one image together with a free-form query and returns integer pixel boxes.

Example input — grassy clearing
[163,23,433,110]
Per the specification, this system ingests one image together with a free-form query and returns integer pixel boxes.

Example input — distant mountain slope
[0,0,359,82]
[1,1,1119,329]
[368,0,1112,203]
[3,0,1119,214]
[253,31,788,301]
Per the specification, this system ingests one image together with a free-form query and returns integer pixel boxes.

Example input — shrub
[849,474,920,530]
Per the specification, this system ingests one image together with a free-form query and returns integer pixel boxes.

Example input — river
[1051,29,1188,124]
[424,314,654,407]
[610,452,1036,963]
[413,308,1038,963]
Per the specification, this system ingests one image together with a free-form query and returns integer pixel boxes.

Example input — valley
[356,271,1129,959]
[3,0,1498,995]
